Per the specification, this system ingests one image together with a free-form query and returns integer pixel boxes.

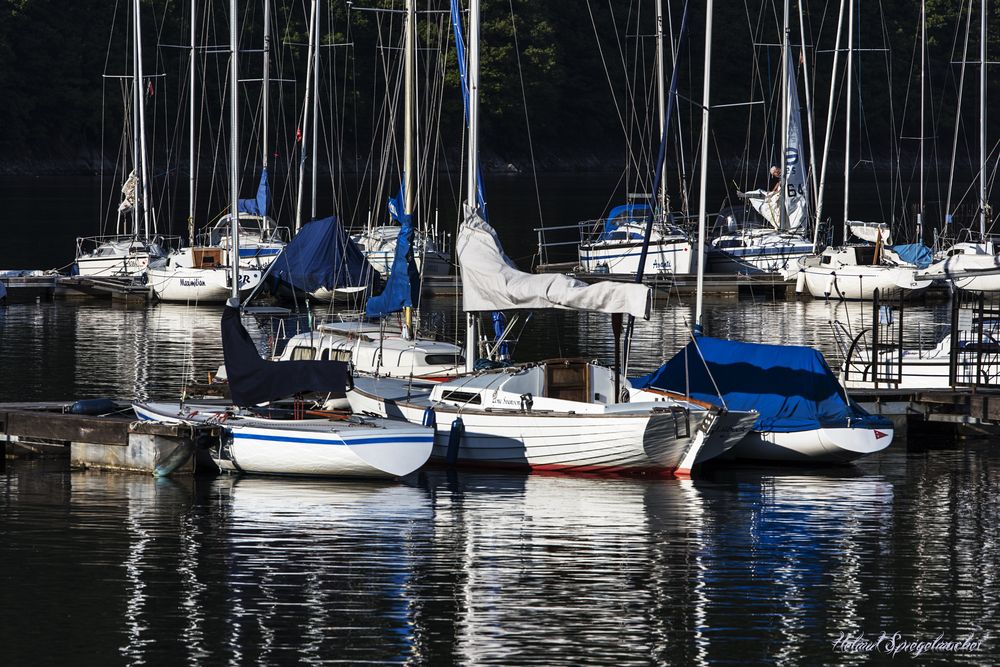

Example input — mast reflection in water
[2,448,997,664]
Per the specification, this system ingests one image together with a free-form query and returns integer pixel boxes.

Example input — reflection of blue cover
[632,336,890,433]
[270,217,380,293]
[888,243,932,269]
[238,168,269,217]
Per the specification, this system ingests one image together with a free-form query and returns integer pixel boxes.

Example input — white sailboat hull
[800,265,931,300]
[146,266,262,303]
[579,238,693,276]
[348,376,752,475]
[727,426,893,463]
[133,401,434,478]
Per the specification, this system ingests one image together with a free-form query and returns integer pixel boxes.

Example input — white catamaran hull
[133,401,434,478]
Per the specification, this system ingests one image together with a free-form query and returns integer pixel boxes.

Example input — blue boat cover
[238,168,269,217]
[599,203,652,241]
[631,336,889,432]
[270,216,380,293]
[888,243,933,269]
[366,181,421,317]
[222,305,348,406]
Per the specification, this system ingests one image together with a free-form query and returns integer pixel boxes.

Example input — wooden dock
[54,276,151,303]
[0,402,220,475]
[0,273,57,303]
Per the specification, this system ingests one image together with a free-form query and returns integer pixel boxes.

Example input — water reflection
[2,456,997,664]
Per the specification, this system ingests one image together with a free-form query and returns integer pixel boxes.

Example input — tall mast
[694,0,713,331]
[842,0,854,243]
[295,0,318,232]
[189,0,197,245]
[798,0,819,222]
[815,0,846,248]
[980,0,987,237]
[465,0,481,372]
[134,0,152,239]
[131,0,140,237]
[229,0,240,302]
[403,0,416,334]
[655,0,667,215]
[262,0,270,171]
[919,0,925,244]
[778,0,790,230]
[311,1,320,219]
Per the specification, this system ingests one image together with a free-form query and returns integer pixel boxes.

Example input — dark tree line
[1,0,997,183]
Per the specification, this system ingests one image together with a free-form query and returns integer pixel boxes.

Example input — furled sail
[457,207,650,319]
[848,221,892,245]
[747,47,809,231]
[117,171,137,214]
[366,180,420,317]
[238,167,270,217]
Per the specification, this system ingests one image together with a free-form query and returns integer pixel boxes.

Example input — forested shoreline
[0,1,996,178]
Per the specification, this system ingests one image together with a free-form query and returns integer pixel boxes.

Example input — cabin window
[441,390,481,405]
[856,247,876,264]
[718,239,744,249]
[321,349,330,361]
[821,255,832,265]
[290,346,316,361]
[425,354,465,366]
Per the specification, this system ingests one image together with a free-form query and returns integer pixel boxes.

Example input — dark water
[1,177,996,664]
[2,452,997,665]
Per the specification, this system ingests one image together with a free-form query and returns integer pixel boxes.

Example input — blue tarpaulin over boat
[269,216,380,294]
[631,336,889,432]
[366,181,421,317]
[238,168,269,217]
[888,243,933,269]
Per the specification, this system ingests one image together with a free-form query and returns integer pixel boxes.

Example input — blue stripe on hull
[234,432,433,446]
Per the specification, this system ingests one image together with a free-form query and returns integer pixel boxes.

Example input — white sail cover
[457,208,650,319]
[749,48,810,231]
[848,221,892,245]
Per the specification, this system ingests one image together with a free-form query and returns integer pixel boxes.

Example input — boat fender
[446,417,464,466]
[68,398,118,416]
[422,407,436,430]
[520,393,533,412]
[795,270,806,294]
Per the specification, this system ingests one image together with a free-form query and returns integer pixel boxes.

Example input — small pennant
[873,430,888,440]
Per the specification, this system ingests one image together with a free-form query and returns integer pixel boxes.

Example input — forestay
[458,207,650,319]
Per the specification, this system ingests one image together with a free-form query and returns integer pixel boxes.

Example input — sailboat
[921,0,1000,291]
[76,0,170,278]
[709,38,814,275]
[577,0,692,278]
[275,0,465,380]
[146,0,283,303]
[795,0,932,300]
[134,0,433,479]
[631,0,892,464]
[346,0,756,476]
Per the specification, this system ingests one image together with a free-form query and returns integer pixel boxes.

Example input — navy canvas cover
[238,168,269,217]
[270,216,380,294]
[221,305,349,406]
[632,336,888,432]
[366,181,421,317]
